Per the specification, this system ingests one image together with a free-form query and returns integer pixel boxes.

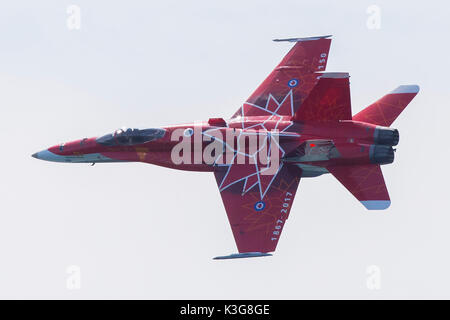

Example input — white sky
[0,0,448,298]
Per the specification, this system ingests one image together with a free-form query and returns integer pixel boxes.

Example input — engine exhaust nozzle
[370,145,395,165]
[374,127,399,146]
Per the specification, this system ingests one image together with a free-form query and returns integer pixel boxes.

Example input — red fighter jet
[33,35,419,259]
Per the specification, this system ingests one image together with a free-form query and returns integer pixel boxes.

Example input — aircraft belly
[296,163,329,177]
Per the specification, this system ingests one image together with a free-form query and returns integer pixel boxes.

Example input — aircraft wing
[213,163,302,258]
[232,35,332,118]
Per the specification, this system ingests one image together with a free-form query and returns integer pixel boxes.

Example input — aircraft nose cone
[31,150,64,162]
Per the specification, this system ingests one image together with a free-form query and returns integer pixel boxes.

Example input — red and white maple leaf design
[203,90,297,199]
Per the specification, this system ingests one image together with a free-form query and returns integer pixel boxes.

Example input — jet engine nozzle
[370,145,395,165]
[374,127,399,146]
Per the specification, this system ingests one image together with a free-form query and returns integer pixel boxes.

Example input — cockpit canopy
[96,127,166,146]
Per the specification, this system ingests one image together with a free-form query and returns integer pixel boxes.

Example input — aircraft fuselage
[32,118,398,176]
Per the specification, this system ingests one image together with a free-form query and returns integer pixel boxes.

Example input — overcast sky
[0,0,448,299]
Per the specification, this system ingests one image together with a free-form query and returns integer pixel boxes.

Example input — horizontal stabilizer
[353,85,419,126]
[327,164,390,210]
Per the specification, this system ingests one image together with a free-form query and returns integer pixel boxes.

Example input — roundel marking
[184,128,194,137]
[254,201,266,211]
[288,78,299,88]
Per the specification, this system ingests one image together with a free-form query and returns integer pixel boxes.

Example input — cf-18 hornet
[33,36,419,259]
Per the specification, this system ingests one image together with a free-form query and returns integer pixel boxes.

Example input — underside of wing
[232,35,332,119]
[214,163,302,256]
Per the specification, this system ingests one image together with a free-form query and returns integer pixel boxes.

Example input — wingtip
[361,200,391,210]
[317,72,350,79]
[213,252,273,260]
[273,35,332,42]
[390,85,420,94]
